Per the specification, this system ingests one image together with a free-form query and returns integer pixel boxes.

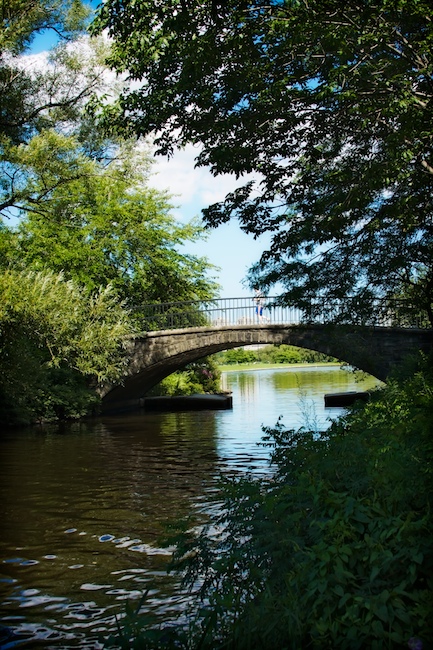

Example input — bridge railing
[135,297,302,331]
[134,297,430,332]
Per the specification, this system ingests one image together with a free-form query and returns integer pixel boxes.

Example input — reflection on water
[0,366,381,647]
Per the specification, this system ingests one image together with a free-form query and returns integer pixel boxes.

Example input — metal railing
[133,297,430,332]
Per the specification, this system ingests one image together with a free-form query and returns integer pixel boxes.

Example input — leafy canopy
[0,1,125,219]
[93,0,433,323]
[0,0,89,54]
[2,141,220,307]
[0,1,221,423]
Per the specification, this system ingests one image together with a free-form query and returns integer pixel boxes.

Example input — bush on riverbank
[0,270,133,425]
[145,357,221,397]
[113,353,433,649]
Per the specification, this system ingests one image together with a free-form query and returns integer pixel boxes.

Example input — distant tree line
[216,345,337,366]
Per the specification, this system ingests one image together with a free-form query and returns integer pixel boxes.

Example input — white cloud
[149,143,261,222]
[147,144,270,297]
[149,145,200,206]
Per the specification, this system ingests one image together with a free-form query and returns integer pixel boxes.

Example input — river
[0,365,381,648]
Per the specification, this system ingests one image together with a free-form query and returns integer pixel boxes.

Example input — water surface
[0,366,380,648]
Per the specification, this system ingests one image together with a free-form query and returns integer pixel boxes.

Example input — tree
[0,269,133,424]
[219,348,258,365]
[1,141,219,308]
[0,1,124,220]
[1,0,91,148]
[1,1,219,304]
[0,0,89,54]
[0,1,221,424]
[92,0,433,324]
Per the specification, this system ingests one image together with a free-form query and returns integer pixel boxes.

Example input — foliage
[155,355,433,649]
[2,141,219,308]
[0,4,221,423]
[217,348,259,365]
[0,269,133,424]
[0,2,220,424]
[146,357,221,397]
[216,344,336,365]
[0,0,89,54]
[0,143,219,419]
[0,5,219,305]
[92,0,433,324]
[1,5,125,218]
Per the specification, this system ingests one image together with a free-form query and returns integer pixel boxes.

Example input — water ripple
[0,367,379,647]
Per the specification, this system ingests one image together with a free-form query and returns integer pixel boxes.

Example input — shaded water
[0,366,380,648]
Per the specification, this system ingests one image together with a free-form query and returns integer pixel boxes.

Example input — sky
[147,146,272,298]
[27,11,274,300]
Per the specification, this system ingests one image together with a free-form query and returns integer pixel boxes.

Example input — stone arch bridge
[100,298,433,413]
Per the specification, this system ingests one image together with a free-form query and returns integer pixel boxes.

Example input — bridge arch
[100,324,433,413]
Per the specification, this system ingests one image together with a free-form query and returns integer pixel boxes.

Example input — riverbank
[218,361,343,373]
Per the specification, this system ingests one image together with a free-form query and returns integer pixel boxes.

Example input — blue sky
[27,6,274,299]
[147,146,272,298]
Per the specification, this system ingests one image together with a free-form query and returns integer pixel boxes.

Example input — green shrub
[0,269,132,425]
[147,357,221,396]
[166,354,433,649]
